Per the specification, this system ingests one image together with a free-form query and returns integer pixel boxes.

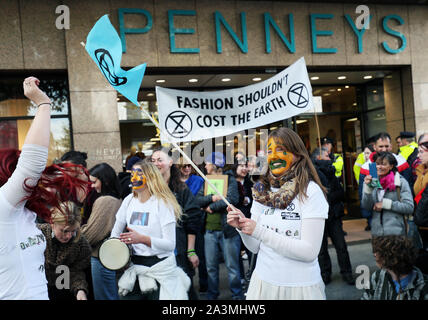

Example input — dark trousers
[119,255,165,300]
[195,230,208,290]
[318,217,352,277]
[119,280,160,300]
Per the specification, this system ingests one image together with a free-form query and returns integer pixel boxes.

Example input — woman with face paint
[151,148,204,300]
[227,127,329,300]
[110,161,190,300]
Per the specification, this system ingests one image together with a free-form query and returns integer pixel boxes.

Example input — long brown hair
[261,127,327,200]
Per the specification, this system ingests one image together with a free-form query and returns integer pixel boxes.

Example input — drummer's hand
[76,290,87,300]
[121,227,150,246]
[120,227,141,244]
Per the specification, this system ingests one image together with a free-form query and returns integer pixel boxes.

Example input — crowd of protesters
[2,78,428,301]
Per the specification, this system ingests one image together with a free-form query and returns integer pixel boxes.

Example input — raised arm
[0,77,52,209]
[22,77,52,147]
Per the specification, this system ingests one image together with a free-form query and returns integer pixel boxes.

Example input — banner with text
[157,57,313,143]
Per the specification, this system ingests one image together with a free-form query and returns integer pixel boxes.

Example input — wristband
[187,252,197,257]
[187,249,196,253]
[37,102,52,108]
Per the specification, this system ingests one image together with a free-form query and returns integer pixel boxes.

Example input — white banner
[156,57,314,143]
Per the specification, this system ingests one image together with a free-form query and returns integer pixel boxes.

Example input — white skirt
[245,272,326,300]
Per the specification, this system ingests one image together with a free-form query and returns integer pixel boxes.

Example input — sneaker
[342,273,355,285]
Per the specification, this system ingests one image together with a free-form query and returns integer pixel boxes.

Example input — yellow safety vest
[399,142,418,161]
[333,153,344,178]
[353,152,365,184]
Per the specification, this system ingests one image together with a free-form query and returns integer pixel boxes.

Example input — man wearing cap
[197,152,244,300]
[321,137,344,179]
[398,131,419,167]
[353,136,376,185]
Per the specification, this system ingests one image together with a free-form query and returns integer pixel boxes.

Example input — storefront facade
[1,1,427,193]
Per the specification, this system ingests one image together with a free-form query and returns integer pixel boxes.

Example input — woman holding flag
[227,127,329,300]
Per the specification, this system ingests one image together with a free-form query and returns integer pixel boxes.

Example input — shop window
[312,86,358,113]
[0,75,72,164]
[366,84,385,110]
[0,120,18,149]
[364,109,386,139]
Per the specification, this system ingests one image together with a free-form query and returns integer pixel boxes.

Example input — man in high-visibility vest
[398,131,419,169]
[321,137,343,178]
[353,136,376,185]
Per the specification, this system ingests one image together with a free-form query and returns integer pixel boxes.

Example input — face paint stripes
[267,138,294,176]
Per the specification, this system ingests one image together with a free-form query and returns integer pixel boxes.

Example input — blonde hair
[132,161,183,221]
[51,201,82,242]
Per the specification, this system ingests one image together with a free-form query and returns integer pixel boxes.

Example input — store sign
[118,8,407,55]
[156,57,313,143]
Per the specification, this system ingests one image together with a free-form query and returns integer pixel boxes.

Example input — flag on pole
[85,14,146,106]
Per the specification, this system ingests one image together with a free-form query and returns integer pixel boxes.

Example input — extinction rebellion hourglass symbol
[94,49,128,86]
[287,83,309,108]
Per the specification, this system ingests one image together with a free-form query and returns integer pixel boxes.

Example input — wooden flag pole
[139,105,235,209]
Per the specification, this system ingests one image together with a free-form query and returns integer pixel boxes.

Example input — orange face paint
[267,138,294,176]
[130,168,147,190]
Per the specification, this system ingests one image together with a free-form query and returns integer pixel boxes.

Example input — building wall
[1,0,427,170]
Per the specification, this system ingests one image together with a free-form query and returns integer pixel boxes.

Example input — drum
[99,238,131,271]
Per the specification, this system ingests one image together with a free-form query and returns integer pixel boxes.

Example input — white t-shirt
[248,181,328,287]
[111,194,176,258]
[0,144,49,300]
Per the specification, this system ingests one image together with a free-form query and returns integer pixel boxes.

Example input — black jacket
[171,183,203,251]
[236,175,254,219]
[415,186,428,227]
[197,170,240,238]
[313,159,345,219]
[118,172,131,200]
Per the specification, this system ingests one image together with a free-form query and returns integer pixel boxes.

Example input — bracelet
[187,249,196,253]
[37,102,52,108]
[187,252,197,257]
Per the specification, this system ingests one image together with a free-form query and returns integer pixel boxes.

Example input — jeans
[361,208,372,227]
[91,257,119,300]
[408,220,423,249]
[204,230,244,300]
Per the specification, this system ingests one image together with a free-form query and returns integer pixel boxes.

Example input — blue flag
[85,14,146,106]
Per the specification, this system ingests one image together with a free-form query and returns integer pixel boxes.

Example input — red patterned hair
[0,149,91,222]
